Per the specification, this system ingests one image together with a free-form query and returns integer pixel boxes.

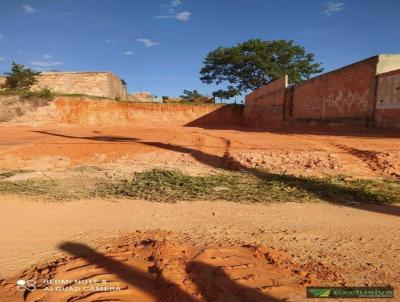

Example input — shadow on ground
[33,130,400,217]
[32,130,140,142]
[183,107,400,139]
[59,242,281,302]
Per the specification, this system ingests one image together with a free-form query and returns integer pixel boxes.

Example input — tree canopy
[179,89,214,103]
[3,62,41,90]
[200,39,323,99]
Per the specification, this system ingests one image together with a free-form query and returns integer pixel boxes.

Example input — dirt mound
[0,231,328,302]
[334,144,400,178]
[375,151,400,177]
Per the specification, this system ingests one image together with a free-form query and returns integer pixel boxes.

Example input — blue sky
[0,0,399,100]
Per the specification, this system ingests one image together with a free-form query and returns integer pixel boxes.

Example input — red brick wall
[291,57,378,124]
[244,76,287,127]
[375,69,400,130]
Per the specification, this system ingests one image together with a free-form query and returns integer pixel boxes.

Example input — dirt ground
[0,124,399,177]
[0,123,399,301]
[0,197,399,301]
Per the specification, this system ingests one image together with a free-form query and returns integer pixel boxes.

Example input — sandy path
[0,196,399,289]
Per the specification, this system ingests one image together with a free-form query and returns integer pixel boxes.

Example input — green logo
[307,287,394,298]
[307,288,331,297]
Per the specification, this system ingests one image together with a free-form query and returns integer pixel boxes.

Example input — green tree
[200,39,323,99]
[212,89,240,100]
[179,89,214,103]
[3,62,41,89]
[180,89,204,100]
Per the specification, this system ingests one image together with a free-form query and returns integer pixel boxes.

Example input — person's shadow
[186,261,284,302]
[58,242,282,302]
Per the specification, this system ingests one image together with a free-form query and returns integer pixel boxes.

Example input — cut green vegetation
[0,179,93,200]
[0,179,57,197]
[100,169,400,204]
[0,169,398,204]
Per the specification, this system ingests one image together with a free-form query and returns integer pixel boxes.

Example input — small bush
[0,88,54,99]
[35,88,54,100]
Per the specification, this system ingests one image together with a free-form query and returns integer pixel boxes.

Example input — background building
[0,71,128,100]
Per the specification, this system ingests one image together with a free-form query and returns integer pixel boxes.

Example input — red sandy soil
[0,198,398,301]
[0,124,399,301]
[0,124,399,177]
[0,230,312,302]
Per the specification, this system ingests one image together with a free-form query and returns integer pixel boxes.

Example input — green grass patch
[0,90,109,101]
[99,169,400,204]
[0,177,92,200]
[0,168,398,204]
[0,88,54,100]
[0,179,57,196]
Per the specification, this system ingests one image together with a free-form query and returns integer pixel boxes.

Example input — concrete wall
[244,76,287,127]
[0,72,127,100]
[107,73,128,99]
[376,54,400,75]
[375,69,400,130]
[53,97,243,128]
[291,57,377,125]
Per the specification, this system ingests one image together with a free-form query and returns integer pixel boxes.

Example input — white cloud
[106,39,116,43]
[43,54,52,59]
[137,38,160,47]
[156,11,192,21]
[22,4,36,13]
[175,11,191,21]
[156,15,174,19]
[0,34,3,40]
[0,57,5,61]
[124,50,134,55]
[157,0,191,22]
[324,2,345,15]
[31,61,62,67]
[171,0,182,7]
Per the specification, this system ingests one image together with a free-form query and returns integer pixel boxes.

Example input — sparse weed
[0,168,398,204]
[98,169,400,204]
[0,169,34,179]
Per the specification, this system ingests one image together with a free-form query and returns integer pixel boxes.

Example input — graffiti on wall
[301,89,371,118]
